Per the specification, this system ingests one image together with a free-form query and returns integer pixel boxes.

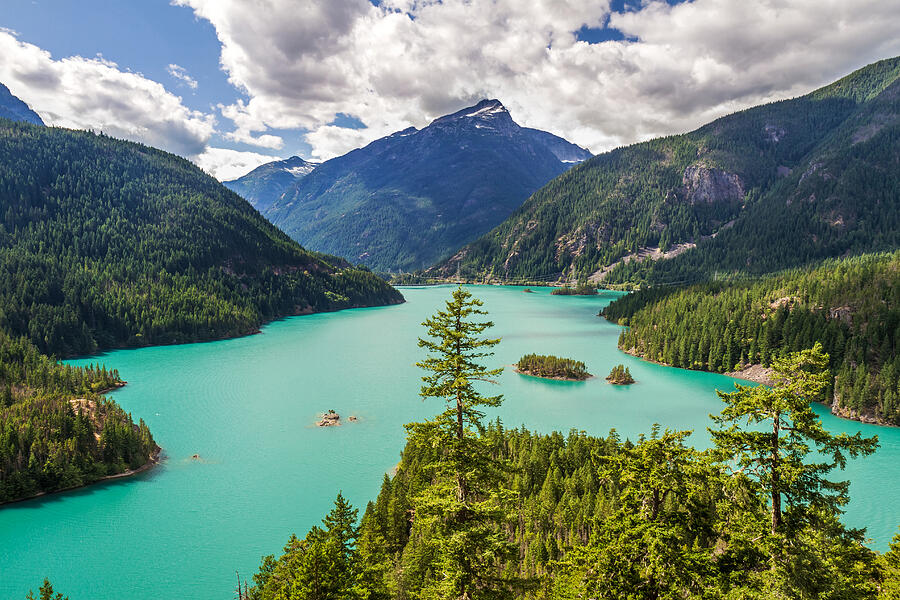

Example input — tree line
[603,251,900,424]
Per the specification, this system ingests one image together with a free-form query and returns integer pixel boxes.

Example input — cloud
[194,146,278,180]
[167,63,198,89]
[0,29,215,157]
[174,0,900,159]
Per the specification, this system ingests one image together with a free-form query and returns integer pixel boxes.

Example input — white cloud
[174,0,900,159]
[167,63,198,89]
[0,29,215,157]
[194,146,278,180]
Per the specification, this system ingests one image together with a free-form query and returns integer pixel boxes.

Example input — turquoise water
[1,285,898,599]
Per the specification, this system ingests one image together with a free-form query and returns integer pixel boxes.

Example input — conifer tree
[409,287,517,599]
[710,343,879,594]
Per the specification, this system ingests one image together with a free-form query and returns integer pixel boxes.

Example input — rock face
[680,166,745,205]
[0,83,43,125]
[260,99,591,272]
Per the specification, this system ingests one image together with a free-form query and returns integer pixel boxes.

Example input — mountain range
[224,155,318,213]
[0,83,43,125]
[428,57,900,285]
[233,99,590,272]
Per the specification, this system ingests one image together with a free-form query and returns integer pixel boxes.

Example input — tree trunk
[771,411,781,536]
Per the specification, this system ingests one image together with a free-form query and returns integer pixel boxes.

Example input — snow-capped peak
[430,99,511,126]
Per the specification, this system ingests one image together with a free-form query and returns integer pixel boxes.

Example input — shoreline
[513,367,592,382]
[0,446,163,507]
[618,346,897,428]
[62,296,406,361]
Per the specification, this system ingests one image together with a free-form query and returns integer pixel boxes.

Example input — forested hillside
[0,118,402,357]
[0,330,157,503]
[603,252,900,424]
[0,117,401,503]
[430,56,900,284]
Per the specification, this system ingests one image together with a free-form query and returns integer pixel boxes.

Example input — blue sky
[1,0,898,179]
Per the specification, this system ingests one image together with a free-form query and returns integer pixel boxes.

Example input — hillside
[602,252,900,425]
[223,155,317,213]
[0,83,43,125]
[262,99,591,272]
[0,330,158,503]
[430,57,900,284]
[0,118,403,358]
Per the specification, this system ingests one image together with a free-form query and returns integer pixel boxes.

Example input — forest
[237,288,900,599]
[426,56,900,286]
[516,354,590,380]
[0,329,157,502]
[0,119,402,358]
[603,251,900,424]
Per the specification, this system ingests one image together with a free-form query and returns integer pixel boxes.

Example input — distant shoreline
[0,446,163,507]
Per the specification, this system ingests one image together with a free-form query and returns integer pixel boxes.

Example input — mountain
[0,82,43,125]
[0,118,403,358]
[430,57,900,284]
[261,99,591,272]
[224,155,317,213]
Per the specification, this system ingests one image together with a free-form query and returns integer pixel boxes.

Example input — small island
[317,409,341,427]
[551,282,598,296]
[516,354,591,381]
[606,364,635,385]
[523,288,535,293]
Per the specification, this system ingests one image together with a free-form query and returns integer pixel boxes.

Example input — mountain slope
[0,83,43,125]
[263,99,591,272]
[430,57,900,283]
[0,118,403,358]
[223,155,317,213]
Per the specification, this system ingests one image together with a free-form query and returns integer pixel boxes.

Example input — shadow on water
[4,458,168,511]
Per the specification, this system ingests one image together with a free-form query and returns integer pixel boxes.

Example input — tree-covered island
[606,364,635,384]
[516,354,591,380]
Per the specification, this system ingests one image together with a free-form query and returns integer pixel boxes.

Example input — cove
[1,285,898,600]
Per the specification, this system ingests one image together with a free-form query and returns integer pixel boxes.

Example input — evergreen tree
[409,287,517,599]
[710,343,879,595]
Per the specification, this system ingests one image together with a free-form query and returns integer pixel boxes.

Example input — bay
[1,285,897,599]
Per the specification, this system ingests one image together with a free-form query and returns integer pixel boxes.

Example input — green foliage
[550,282,598,296]
[603,251,900,423]
[247,289,889,599]
[247,494,361,600]
[0,118,400,503]
[516,354,589,380]
[410,287,517,599]
[882,529,900,599]
[0,330,157,502]
[25,579,67,600]
[0,118,402,357]
[709,345,879,597]
[431,56,900,284]
[605,364,634,384]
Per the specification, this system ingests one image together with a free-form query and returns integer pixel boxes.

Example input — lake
[1,285,897,599]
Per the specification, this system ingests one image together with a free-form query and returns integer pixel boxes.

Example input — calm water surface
[1,285,898,599]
